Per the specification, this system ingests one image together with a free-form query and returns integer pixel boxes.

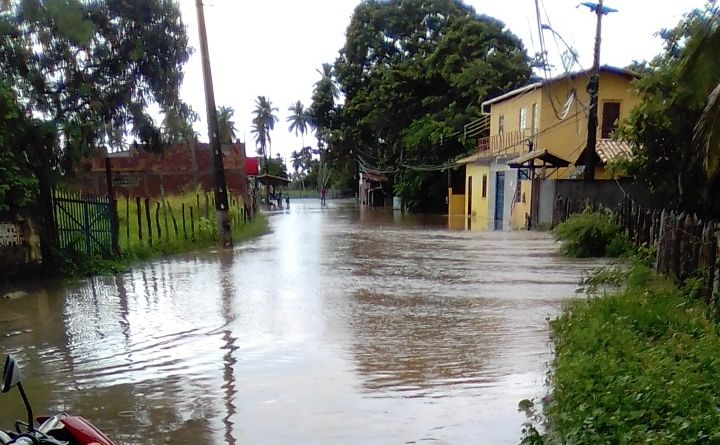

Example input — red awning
[245,157,259,176]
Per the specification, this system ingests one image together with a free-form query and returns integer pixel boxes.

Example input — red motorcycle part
[37,416,115,445]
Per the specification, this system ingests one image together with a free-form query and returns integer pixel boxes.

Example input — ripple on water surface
[0,201,603,445]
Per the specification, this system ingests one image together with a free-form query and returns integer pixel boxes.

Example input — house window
[498,115,504,135]
[519,108,527,130]
[601,101,621,138]
[481,175,487,198]
[531,103,539,134]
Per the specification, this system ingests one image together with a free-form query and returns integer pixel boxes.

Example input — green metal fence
[53,190,114,257]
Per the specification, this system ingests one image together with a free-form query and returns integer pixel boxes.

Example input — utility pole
[195,0,232,247]
[582,0,613,181]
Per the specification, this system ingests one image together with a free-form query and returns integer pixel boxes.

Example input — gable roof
[507,149,571,169]
[481,66,638,109]
[595,139,633,164]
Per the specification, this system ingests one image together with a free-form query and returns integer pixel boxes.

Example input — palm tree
[682,11,720,176]
[216,106,237,145]
[251,96,279,165]
[287,101,310,147]
[290,149,305,190]
[162,106,199,182]
[161,107,196,144]
[316,63,339,100]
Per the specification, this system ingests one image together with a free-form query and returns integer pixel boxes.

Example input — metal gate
[53,190,113,256]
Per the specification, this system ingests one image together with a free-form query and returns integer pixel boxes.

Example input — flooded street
[0,200,599,444]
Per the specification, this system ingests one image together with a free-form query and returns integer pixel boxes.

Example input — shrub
[553,211,632,257]
[539,267,720,444]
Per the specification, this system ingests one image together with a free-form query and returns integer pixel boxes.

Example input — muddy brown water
[0,200,601,444]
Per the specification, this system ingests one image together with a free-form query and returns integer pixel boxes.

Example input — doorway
[494,172,505,230]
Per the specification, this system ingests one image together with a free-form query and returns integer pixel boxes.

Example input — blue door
[494,172,505,230]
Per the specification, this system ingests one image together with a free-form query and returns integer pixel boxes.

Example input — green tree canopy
[287,100,310,145]
[162,106,198,144]
[325,0,532,211]
[0,0,191,171]
[217,105,237,144]
[252,96,279,164]
[621,4,720,215]
[0,83,39,212]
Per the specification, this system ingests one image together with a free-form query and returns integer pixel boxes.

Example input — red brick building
[73,141,259,201]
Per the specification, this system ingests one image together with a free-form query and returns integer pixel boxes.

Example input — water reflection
[0,200,602,444]
[349,290,501,394]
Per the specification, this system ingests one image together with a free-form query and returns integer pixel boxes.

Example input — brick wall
[71,142,257,200]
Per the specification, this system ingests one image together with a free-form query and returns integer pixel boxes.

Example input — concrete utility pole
[582,0,611,181]
[195,0,232,247]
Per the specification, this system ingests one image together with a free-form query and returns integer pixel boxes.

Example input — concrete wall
[486,69,641,178]
[553,179,654,209]
[465,163,490,226]
[488,160,516,230]
[536,70,641,176]
[538,180,556,226]
[510,179,532,229]
[536,179,655,226]
[0,213,41,279]
[489,88,543,144]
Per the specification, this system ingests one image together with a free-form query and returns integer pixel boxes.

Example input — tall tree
[162,105,199,182]
[0,0,191,263]
[682,8,720,176]
[162,106,197,144]
[621,4,720,215]
[327,0,532,211]
[0,82,38,212]
[308,64,339,191]
[252,95,278,167]
[290,149,305,190]
[287,100,310,147]
[217,106,237,144]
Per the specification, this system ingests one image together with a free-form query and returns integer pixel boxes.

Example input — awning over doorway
[507,149,571,169]
[255,174,290,187]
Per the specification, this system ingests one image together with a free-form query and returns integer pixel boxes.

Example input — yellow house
[456,65,640,229]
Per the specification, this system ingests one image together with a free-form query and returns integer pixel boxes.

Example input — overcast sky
[175,0,706,168]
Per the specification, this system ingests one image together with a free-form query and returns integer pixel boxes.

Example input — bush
[553,211,632,257]
[533,263,720,444]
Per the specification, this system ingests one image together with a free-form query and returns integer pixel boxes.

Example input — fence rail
[554,196,720,302]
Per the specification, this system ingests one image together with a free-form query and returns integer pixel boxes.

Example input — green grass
[524,259,720,444]
[58,191,268,278]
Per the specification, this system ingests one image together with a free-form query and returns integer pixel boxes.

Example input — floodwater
[0,200,600,444]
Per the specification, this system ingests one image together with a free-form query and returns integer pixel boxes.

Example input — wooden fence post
[713,230,720,304]
[167,200,179,240]
[125,194,130,248]
[182,203,187,240]
[155,201,162,241]
[672,213,684,281]
[190,206,195,240]
[162,200,170,241]
[698,222,716,304]
[145,198,153,247]
[136,196,143,244]
[655,209,667,273]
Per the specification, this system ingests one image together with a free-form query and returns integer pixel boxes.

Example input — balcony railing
[476,129,534,158]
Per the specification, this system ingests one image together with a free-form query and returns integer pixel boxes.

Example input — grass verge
[523,254,720,444]
[57,213,268,279]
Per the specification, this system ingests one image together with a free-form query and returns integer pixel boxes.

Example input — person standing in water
[321,188,327,205]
